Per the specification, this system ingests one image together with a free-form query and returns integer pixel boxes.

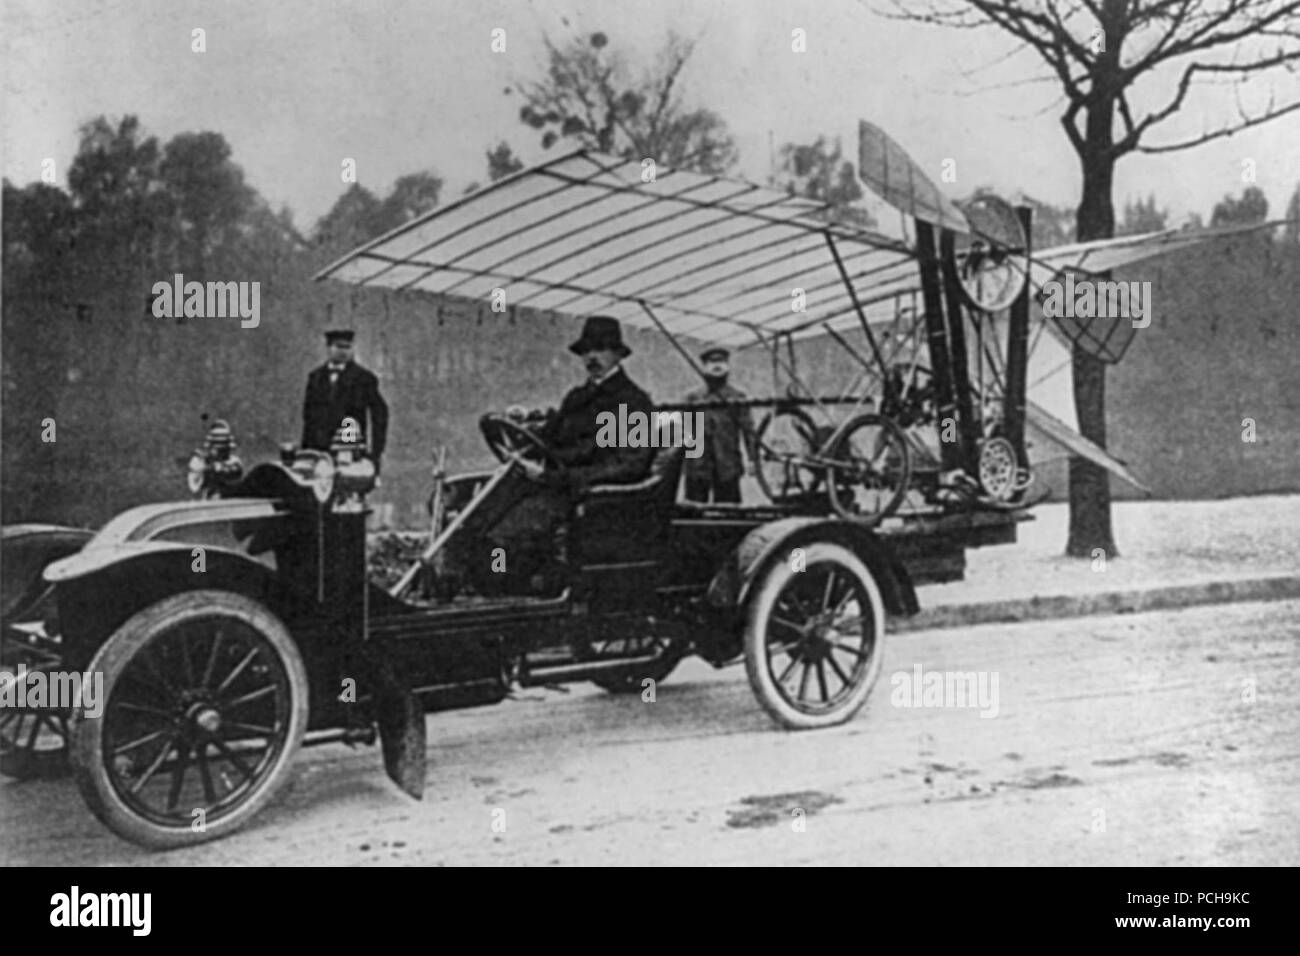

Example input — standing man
[301,329,389,469]
[683,347,756,504]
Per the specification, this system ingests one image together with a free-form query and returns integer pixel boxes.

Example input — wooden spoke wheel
[825,414,912,524]
[70,590,308,849]
[755,406,825,504]
[744,542,886,729]
[589,633,682,694]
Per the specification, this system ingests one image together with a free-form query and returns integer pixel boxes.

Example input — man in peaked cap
[301,329,389,467]
[682,346,756,504]
[456,316,655,596]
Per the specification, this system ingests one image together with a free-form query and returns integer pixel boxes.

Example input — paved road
[2,600,1296,866]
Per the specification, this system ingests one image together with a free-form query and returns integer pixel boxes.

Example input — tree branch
[1138,97,1300,152]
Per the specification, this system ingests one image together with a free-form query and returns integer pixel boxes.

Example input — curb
[896,574,1300,632]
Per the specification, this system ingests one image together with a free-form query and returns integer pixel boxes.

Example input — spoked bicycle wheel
[754,406,826,504]
[824,414,911,523]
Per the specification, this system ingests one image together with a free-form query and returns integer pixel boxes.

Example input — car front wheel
[70,590,308,850]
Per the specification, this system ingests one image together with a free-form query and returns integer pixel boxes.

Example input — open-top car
[6,414,926,849]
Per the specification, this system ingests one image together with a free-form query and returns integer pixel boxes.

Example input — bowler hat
[569,316,631,357]
[325,329,355,344]
[700,346,730,363]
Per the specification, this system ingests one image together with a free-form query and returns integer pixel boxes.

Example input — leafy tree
[1120,194,1168,235]
[486,141,525,182]
[511,31,738,173]
[376,171,443,227]
[2,180,77,281]
[1210,186,1269,227]
[1285,184,1300,246]
[158,131,257,268]
[773,136,875,229]
[65,115,167,268]
[312,183,384,252]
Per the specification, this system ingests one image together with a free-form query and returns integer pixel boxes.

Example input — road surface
[2,599,1296,865]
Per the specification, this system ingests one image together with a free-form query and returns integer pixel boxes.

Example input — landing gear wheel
[589,634,682,694]
[744,542,885,730]
[755,406,825,504]
[977,436,1019,501]
[70,590,308,849]
[825,414,911,524]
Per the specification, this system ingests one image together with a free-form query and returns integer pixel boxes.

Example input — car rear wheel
[70,590,308,850]
[588,633,682,694]
[743,542,885,730]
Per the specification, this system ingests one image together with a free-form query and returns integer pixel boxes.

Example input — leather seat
[573,445,685,571]
[583,443,685,504]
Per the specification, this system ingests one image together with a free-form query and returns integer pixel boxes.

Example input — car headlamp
[186,453,208,494]
[308,455,335,504]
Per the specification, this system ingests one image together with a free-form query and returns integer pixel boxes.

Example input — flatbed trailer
[667,499,1028,588]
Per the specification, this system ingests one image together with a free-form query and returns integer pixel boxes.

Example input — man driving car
[455,316,655,596]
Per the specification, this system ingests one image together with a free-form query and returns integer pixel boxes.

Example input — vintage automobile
[3,417,924,849]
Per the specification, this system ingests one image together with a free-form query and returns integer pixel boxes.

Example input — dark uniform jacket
[301,361,389,458]
[540,366,655,490]
[682,382,755,485]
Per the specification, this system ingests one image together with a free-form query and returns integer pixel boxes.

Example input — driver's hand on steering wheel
[516,456,545,480]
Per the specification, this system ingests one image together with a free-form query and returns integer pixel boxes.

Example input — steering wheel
[479,414,562,470]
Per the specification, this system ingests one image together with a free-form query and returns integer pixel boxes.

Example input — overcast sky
[5,0,1298,232]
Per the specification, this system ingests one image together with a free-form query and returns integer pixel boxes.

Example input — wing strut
[638,300,708,383]
[824,231,889,376]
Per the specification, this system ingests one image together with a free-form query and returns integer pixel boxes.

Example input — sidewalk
[899,494,1300,631]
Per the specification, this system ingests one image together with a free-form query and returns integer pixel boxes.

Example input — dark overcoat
[301,361,389,457]
[540,366,655,489]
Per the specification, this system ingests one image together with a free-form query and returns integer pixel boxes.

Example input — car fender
[707,517,918,619]
[44,543,285,660]
[2,524,95,620]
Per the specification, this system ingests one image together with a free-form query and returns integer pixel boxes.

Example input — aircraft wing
[1024,401,1150,493]
[314,149,920,351]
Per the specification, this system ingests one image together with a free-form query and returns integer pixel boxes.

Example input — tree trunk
[1067,132,1119,558]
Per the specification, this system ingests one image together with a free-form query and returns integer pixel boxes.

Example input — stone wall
[2,234,1295,529]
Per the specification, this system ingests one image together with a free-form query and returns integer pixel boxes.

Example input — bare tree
[510,30,738,174]
[885,0,1300,557]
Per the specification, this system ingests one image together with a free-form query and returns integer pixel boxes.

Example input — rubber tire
[2,586,73,781]
[825,413,911,524]
[591,655,681,694]
[70,590,309,850]
[743,542,885,730]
